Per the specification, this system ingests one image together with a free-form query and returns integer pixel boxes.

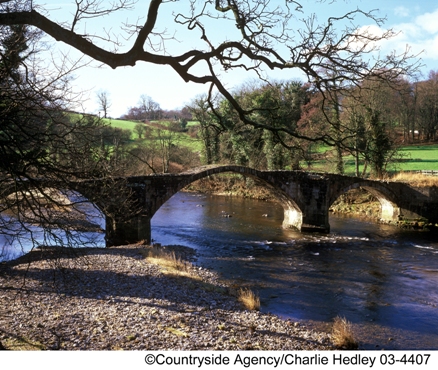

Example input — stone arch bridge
[4,165,438,246]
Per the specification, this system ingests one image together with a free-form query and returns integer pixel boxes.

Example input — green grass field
[104,118,204,152]
[394,144,438,171]
[104,118,139,131]
[307,144,438,175]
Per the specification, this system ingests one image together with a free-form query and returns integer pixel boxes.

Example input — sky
[36,0,438,118]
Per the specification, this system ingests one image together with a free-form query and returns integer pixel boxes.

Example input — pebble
[0,244,335,350]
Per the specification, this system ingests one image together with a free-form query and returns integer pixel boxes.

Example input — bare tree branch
[0,0,422,145]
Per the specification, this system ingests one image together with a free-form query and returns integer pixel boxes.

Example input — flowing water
[151,192,438,350]
[2,190,438,349]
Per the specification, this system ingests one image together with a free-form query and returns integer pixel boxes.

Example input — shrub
[144,246,192,275]
[238,288,260,311]
[391,172,438,187]
[331,316,358,349]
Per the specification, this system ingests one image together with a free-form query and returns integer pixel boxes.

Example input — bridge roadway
[4,165,438,246]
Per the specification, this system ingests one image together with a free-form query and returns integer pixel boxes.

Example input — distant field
[393,144,438,171]
[105,118,139,131]
[306,144,438,175]
[105,118,203,152]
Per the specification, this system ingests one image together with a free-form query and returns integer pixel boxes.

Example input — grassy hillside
[105,118,139,132]
[103,118,204,153]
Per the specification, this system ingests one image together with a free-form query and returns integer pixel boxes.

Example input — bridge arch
[328,180,401,222]
[153,165,306,231]
[1,183,106,245]
[2,180,107,217]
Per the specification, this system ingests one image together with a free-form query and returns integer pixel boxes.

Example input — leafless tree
[139,94,162,121]
[0,0,421,149]
[96,89,111,118]
[187,94,223,165]
[156,123,180,173]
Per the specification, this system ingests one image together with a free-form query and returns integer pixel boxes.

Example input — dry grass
[331,316,358,349]
[238,288,260,311]
[143,246,194,277]
[390,172,438,187]
[2,337,46,350]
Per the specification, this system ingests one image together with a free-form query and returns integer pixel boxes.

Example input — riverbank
[186,177,278,201]
[329,189,380,220]
[0,244,334,350]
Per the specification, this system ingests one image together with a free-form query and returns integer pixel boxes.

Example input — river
[2,191,438,349]
[151,191,438,350]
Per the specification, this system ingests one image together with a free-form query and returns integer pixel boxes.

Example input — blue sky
[38,1,438,117]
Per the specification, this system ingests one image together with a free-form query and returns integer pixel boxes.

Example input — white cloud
[415,9,438,34]
[345,24,387,53]
[413,34,438,60]
[341,20,429,74]
[365,8,438,69]
[394,6,410,18]
[393,23,423,40]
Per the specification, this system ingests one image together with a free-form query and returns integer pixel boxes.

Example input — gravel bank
[0,244,335,350]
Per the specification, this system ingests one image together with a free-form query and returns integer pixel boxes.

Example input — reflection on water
[151,192,438,350]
